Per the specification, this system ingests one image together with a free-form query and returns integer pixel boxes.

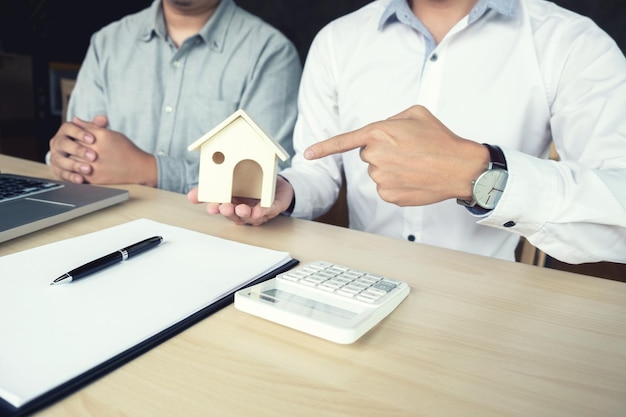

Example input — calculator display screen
[259,289,357,320]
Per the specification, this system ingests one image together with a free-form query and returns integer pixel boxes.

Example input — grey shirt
[68,0,302,193]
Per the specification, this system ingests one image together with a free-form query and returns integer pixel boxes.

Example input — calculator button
[321,280,343,289]
[350,281,369,291]
[364,287,387,297]
[280,272,303,282]
[300,278,320,286]
[318,284,339,292]
[344,271,364,279]
[364,273,384,281]
[373,281,397,292]
[332,276,351,284]
[336,287,360,297]
[355,277,378,286]
[316,271,336,279]
[310,261,332,269]
[355,293,379,303]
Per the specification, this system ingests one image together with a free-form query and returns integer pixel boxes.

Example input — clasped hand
[49,115,156,186]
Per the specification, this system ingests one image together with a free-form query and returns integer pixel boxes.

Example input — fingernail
[85,151,96,161]
[80,165,90,173]
[304,148,315,160]
[83,134,94,144]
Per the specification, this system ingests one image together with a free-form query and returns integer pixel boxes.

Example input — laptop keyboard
[0,175,64,203]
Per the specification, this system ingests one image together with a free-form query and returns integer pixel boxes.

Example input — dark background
[1,0,625,69]
[0,0,624,163]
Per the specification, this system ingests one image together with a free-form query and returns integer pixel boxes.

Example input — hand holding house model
[188,109,290,208]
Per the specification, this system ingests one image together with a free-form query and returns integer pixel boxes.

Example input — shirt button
[430,53,438,62]
[157,150,166,156]
[503,221,516,228]
[407,234,416,242]
[165,106,173,113]
[172,61,180,68]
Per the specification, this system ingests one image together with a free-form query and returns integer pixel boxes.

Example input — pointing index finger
[304,129,368,160]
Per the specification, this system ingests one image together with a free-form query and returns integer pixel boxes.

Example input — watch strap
[484,143,507,171]
[279,175,296,216]
[456,143,507,210]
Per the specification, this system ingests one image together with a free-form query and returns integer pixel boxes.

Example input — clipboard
[0,219,298,417]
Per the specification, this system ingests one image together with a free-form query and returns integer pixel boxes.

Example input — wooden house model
[188,109,289,207]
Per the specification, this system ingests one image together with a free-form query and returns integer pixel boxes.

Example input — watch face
[472,169,508,209]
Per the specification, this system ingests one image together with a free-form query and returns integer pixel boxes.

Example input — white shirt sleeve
[481,15,626,264]
[280,24,345,220]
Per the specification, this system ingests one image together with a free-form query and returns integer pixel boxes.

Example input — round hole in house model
[212,152,225,164]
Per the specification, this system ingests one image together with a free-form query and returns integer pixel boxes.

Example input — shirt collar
[139,0,236,52]
[138,0,165,42]
[379,0,517,30]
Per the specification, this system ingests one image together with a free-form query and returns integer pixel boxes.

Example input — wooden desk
[2,154,625,417]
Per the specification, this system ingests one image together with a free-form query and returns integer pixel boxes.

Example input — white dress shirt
[280,0,626,263]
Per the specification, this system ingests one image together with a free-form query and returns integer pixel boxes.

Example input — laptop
[0,172,129,243]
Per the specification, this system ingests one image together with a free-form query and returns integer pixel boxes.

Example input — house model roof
[187,109,289,161]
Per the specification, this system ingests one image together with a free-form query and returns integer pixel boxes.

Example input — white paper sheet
[0,219,292,408]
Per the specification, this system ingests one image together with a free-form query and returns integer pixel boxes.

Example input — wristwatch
[457,144,508,211]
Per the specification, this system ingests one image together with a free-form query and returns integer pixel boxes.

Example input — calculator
[234,261,410,344]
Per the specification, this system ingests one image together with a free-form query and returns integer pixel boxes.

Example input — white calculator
[234,261,410,344]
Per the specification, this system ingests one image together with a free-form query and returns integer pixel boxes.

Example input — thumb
[187,187,200,203]
[92,115,109,128]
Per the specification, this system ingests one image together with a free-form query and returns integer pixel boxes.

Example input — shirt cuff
[465,205,492,216]
[278,175,295,216]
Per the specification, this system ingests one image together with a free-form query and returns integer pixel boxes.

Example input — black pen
[50,236,163,285]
